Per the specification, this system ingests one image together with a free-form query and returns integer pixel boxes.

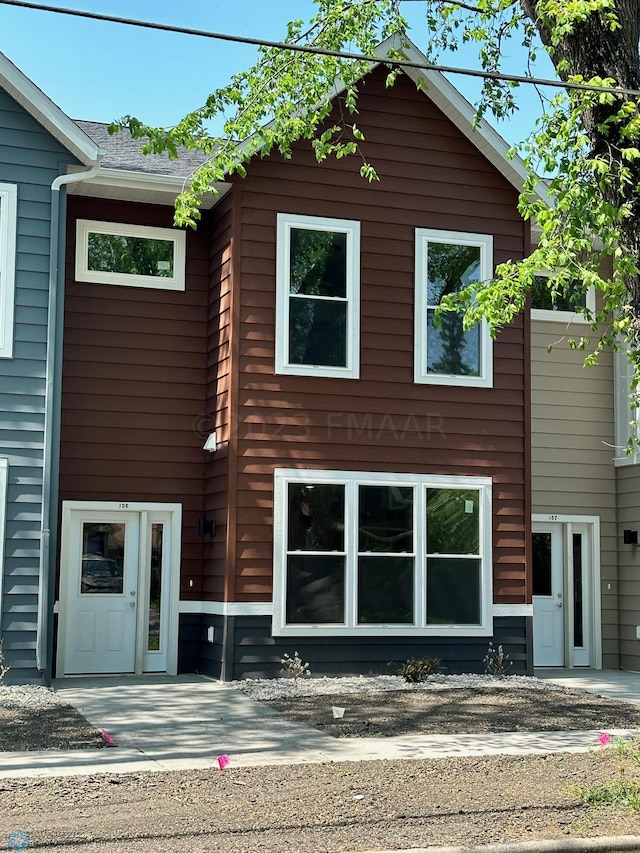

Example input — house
[6,37,620,683]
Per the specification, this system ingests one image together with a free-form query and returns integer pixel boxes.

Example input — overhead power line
[2,0,640,97]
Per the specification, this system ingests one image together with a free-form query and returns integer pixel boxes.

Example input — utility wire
[2,0,640,97]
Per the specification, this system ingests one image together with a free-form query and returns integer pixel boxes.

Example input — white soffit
[0,51,101,165]
[65,168,229,209]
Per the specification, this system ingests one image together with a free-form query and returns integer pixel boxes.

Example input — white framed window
[0,184,17,359]
[614,345,640,466]
[415,228,493,387]
[275,213,360,379]
[75,220,186,291]
[530,272,596,322]
[273,468,493,637]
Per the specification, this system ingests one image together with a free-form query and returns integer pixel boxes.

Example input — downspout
[37,156,104,680]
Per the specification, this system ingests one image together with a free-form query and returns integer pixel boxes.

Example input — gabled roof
[0,50,102,165]
[1,36,543,207]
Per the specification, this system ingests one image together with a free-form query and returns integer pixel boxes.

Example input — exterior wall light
[203,432,217,452]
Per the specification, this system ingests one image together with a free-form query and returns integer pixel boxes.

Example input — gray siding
[531,318,618,667]
[0,88,77,681]
[615,465,640,671]
[203,616,531,681]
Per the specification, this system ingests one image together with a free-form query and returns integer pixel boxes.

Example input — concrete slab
[1,670,640,778]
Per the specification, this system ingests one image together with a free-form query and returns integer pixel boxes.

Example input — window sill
[272,624,493,637]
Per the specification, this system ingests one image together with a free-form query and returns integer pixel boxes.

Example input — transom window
[0,184,17,359]
[75,220,186,290]
[414,228,493,387]
[275,213,360,379]
[273,469,492,636]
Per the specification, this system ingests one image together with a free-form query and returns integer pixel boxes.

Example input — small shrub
[483,642,512,678]
[397,657,441,683]
[281,651,311,681]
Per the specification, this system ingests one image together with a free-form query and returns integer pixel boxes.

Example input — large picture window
[75,220,186,291]
[273,469,492,636]
[415,228,493,387]
[275,213,360,379]
[0,184,17,359]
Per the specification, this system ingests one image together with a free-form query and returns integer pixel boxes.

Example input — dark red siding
[223,67,528,605]
[60,197,209,598]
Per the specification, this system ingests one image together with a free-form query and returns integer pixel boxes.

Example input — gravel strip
[0,684,65,709]
[231,673,574,701]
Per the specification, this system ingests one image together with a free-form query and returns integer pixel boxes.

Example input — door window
[81,523,126,594]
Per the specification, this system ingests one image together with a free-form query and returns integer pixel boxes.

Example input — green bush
[396,657,441,683]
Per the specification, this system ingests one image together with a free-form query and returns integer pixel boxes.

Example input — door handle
[555,603,563,608]
[129,601,136,608]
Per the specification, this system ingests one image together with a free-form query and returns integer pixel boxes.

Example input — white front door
[532,523,565,666]
[59,503,180,676]
[532,518,595,668]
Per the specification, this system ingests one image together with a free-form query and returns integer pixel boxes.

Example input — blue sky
[0,0,558,145]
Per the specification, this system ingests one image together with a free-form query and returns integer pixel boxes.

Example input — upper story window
[614,345,640,467]
[275,213,360,379]
[414,229,493,387]
[531,273,595,322]
[273,468,493,637]
[75,220,186,291]
[0,184,17,359]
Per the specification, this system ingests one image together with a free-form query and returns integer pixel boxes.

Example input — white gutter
[36,156,104,677]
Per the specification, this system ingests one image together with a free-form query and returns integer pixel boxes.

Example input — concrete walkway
[0,669,638,779]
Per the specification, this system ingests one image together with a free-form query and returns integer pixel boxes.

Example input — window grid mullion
[346,480,358,629]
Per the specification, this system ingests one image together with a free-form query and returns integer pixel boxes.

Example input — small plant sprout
[281,651,311,681]
[0,641,9,684]
[483,642,512,678]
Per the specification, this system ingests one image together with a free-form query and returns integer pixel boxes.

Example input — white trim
[75,219,186,291]
[0,459,7,635]
[414,228,493,387]
[57,501,181,677]
[0,184,17,359]
[532,513,602,669]
[273,468,492,637]
[275,213,360,379]
[66,169,230,211]
[179,600,274,617]
[614,345,640,466]
[493,604,532,617]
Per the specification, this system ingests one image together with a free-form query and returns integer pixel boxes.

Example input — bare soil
[3,686,640,852]
[264,686,640,737]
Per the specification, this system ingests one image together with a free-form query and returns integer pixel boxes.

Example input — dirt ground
[3,686,640,852]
